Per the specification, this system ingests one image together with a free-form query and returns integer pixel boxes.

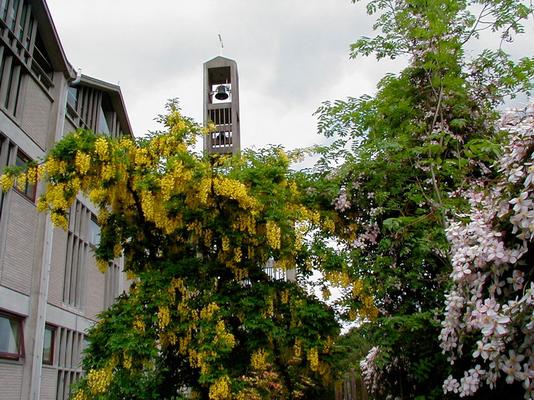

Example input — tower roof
[204,56,238,68]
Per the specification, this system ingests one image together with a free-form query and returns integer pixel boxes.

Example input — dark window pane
[0,314,22,358]
[15,151,36,200]
[42,326,54,364]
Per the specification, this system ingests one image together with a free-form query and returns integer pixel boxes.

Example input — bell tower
[203,56,240,155]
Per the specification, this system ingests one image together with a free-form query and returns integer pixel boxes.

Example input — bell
[214,84,229,101]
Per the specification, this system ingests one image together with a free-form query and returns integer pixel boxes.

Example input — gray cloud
[46,0,532,151]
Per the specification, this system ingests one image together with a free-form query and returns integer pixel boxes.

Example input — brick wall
[1,193,38,295]
[20,77,53,150]
[48,227,68,307]
[0,364,23,399]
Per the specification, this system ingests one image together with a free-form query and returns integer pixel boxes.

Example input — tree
[0,102,365,399]
[313,0,534,398]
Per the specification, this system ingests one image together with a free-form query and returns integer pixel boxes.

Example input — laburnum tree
[313,0,534,398]
[0,103,378,399]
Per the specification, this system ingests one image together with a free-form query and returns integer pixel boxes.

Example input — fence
[335,369,368,400]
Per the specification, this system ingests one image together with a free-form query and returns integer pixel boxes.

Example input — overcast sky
[45,1,532,152]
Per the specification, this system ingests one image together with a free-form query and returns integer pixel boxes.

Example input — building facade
[0,1,132,399]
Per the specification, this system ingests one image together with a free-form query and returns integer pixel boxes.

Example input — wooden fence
[334,369,368,400]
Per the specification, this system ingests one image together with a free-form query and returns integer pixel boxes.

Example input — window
[42,325,55,365]
[14,150,36,201]
[63,200,89,308]
[67,86,77,109]
[0,49,24,116]
[97,105,110,135]
[104,262,121,308]
[55,327,84,400]
[88,214,100,247]
[0,311,24,360]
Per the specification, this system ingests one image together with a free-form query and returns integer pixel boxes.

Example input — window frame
[0,310,25,360]
[42,324,56,365]
[14,150,36,201]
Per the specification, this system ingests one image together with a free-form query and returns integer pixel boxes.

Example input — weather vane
[218,34,224,56]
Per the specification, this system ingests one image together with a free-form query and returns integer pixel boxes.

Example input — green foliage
[12,103,348,399]
[313,0,534,398]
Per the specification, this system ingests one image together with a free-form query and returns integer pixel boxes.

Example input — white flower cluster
[334,187,351,212]
[440,105,534,399]
[360,346,381,395]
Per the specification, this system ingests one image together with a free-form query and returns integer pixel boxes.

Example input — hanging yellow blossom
[251,348,268,370]
[94,137,109,161]
[200,303,220,320]
[209,375,231,400]
[123,352,132,369]
[307,347,319,372]
[157,306,171,329]
[87,366,112,395]
[50,212,68,230]
[221,236,230,252]
[133,316,145,333]
[293,339,302,358]
[213,176,258,210]
[75,151,91,174]
[266,221,281,250]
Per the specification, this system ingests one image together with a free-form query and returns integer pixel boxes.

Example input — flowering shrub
[440,105,534,399]
[0,102,343,399]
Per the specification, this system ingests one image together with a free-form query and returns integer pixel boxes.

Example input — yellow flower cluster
[307,347,319,372]
[159,331,177,347]
[263,296,274,318]
[179,329,192,355]
[324,271,352,288]
[200,303,220,320]
[71,390,88,400]
[157,306,171,329]
[209,375,231,400]
[133,316,145,333]
[293,339,302,358]
[168,277,186,302]
[323,218,335,233]
[213,177,258,210]
[96,259,109,273]
[75,151,91,174]
[204,229,213,247]
[134,148,150,167]
[280,289,289,304]
[233,247,242,263]
[44,183,69,211]
[352,279,364,296]
[1,173,14,192]
[215,320,236,348]
[197,177,211,204]
[101,164,115,181]
[89,188,108,204]
[189,349,214,375]
[232,215,256,234]
[15,173,26,192]
[50,212,68,230]
[266,221,281,250]
[251,348,268,371]
[123,352,132,369]
[87,366,112,395]
[94,137,109,161]
[26,166,38,184]
[221,236,230,252]
[44,157,68,175]
[323,336,334,353]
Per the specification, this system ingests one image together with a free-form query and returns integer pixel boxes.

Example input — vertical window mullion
[69,237,79,306]
[62,233,73,303]
[0,55,13,106]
